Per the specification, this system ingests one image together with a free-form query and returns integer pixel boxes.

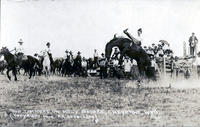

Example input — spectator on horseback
[123,28,143,46]
[76,51,82,61]
[111,47,120,60]
[98,53,107,79]
[15,39,24,54]
[14,39,27,61]
[43,42,51,77]
[45,42,51,53]
[68,51,74,64]
[64,50,73,64]
[74,51,82,76]
[65,50,70,58]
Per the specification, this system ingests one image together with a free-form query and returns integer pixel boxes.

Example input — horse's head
[0,47,9,56]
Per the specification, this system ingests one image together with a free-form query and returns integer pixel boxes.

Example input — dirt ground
[0,74,200,127]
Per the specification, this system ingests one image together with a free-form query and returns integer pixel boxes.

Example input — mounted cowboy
[123,28,143,46]
[73,51,82,76]
[14,39,28,62]
[15,39,25,54]
[42,42,51,76]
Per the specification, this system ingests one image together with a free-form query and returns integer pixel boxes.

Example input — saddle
[15,53,28,63]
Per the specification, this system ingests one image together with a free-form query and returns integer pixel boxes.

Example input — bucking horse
[105,36,153,79]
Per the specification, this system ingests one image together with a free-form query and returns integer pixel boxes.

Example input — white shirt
[151,59,156,68]
[43,47,51,67]
[0,56,4,61]
[94,51,98,58]
[194,57,200,65]
[162,44,170,51]
[99,58,106,66]
[113,59,119,66]
[82,60,87,68]
[16,44,25,54]
[124,59,132,72]
[132,59,137,66]
[157,49,164,57]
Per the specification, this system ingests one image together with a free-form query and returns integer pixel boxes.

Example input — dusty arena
[0,74,200,127]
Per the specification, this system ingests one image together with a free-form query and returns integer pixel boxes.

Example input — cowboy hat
[46,42,50,46]
[137,28,142,33]
[18,39,23,44]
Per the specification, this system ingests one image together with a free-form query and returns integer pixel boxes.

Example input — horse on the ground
[105,36,153,79]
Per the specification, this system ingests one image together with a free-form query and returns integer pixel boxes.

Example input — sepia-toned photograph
[0,0,200,126]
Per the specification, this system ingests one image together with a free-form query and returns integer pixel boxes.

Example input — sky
[1,0,200,58]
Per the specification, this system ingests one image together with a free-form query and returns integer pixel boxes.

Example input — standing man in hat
[123,57,132,79]
[189,32,198,56]
[98,53,107,79]
[123,28,143,46]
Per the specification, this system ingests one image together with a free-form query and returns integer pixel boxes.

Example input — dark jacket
[189,36,198,47]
